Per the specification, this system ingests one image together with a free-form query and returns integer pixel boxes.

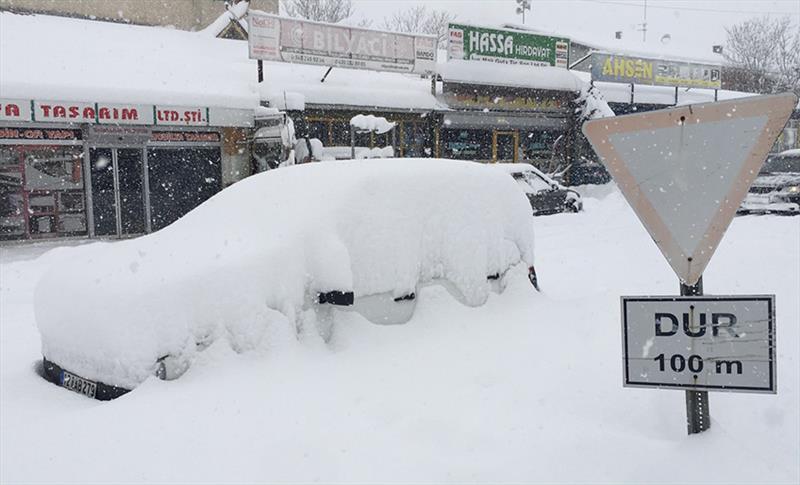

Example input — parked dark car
[495,163,583,215]
[739,149,800,215]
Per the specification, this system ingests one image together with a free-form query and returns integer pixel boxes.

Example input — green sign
[447,23,570,68]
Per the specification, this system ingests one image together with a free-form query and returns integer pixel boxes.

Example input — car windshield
[761,154,800,173]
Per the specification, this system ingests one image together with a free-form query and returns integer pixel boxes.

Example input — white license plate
[61,370,97,399]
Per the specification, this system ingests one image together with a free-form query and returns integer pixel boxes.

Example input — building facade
[0,0,277,30]
[0,99,252,241]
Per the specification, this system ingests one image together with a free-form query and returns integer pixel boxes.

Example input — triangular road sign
[583,93,798,285]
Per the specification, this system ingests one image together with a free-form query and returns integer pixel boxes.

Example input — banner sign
[447,23,569,68]
[0,127,82,141]
[442,83,570,112]
[150,131,221,143]
[248,12,437,74]
[0,98,241,127]
[154,106,210,127]
[622,295,776,393]
[0,99,32,122]
[590,52,722,89]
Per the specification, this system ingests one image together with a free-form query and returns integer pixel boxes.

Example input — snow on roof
[503,23,725,65]
[350,114,395,133]
[439,60,583,92]
[0,11,259,109]
[198,0,249,38]
[570,71,754,107]
[257,62,445,111]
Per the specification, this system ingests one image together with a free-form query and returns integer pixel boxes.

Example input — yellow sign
[592,53,722,89]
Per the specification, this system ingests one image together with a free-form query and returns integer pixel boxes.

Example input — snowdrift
[35,159,536,389]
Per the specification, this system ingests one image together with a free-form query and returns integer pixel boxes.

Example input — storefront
[0,99,253,241]
[291,108,436,158]
[437,81,577,171]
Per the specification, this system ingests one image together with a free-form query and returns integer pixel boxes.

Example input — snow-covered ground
[1,188,798,484]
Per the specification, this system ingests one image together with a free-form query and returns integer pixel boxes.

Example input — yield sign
[583,93,798,285]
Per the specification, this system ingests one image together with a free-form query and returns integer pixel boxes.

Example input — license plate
[61,370,97,399]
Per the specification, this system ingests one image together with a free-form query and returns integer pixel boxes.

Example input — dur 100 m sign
[248,12,437,74]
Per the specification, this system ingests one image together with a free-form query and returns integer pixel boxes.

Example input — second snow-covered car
[739,149,800,215]
[494,163,583,215]
[37,159,538,400]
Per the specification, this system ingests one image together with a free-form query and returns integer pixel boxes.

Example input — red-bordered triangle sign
[583,93,798,285]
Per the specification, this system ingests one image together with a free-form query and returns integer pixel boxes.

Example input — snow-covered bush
[35,159,536,389]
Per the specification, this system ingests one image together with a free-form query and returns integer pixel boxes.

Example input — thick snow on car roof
[35,159,535,389]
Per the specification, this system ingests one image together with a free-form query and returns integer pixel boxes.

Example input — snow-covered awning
[570,71,756,107]
[256,62,446,112]
[0,11,259,111]
[439,60,584,92]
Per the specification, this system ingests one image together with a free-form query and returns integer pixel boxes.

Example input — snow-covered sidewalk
[1,189,798,484]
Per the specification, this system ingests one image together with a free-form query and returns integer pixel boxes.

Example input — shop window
[442,129,492,161]
[0,146,87,240]
[374,132,393,148]
[147,147,222,232]
[0,147,24,240]
[353,132,370,147]
[24,146,87,237]
[402,123,428,157]
[520,130,559,159]
[331,121,351,146]
[306,120,329,145]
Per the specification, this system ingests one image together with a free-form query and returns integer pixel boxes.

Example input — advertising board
[248,12,437,74]
[447,23,569,68]
[0,98,252,128]
[590,52,722,89]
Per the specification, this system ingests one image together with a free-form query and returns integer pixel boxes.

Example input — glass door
[493,131,518,163]
[89,147,146,237]
[116,149,145,236]
[89,148,117,236]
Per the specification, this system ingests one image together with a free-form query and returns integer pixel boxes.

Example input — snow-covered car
[494,163,583,215]
[36,159,538,400]
[739,149,800,215]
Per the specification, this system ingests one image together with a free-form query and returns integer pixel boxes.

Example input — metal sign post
[585,93,795,436]
[680,276,709,434]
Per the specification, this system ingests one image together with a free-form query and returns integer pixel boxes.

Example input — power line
[576,0,800,17]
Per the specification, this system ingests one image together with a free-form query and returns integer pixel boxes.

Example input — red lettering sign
[34,101,95,123]
[0,127,81,140]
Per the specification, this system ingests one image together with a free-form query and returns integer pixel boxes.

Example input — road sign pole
[680,276,711,435]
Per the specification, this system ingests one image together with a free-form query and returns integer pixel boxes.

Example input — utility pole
[516,0,531,24]
[642,0,648,42]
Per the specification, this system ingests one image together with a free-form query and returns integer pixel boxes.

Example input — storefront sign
[448,93,564,111]
[0,99,32,122]
[96,103,151,125]
[247,12,437,74]
[590,53,722,89]
[0,127,82,141]
[441,83,571,113]
[447,23,569,68]
[151,131,221,143]
[0,98,250,127]
[86,125,152,145]
[154,106,210,127]
[33,100,96,123]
